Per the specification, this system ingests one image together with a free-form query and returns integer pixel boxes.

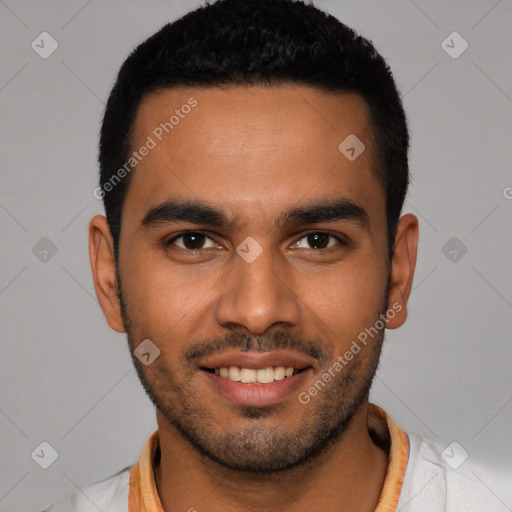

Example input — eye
[167,231,217,250]
[293,231,346,250]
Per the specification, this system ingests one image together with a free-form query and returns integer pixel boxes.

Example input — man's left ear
[385,213,419,329]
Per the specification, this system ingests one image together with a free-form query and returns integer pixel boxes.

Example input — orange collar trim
[371,404,409,511]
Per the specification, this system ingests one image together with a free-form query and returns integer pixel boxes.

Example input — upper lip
[198,350,317,371]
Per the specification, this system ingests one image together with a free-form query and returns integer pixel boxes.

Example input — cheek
[120,250,218,339]
[297,260,386,347]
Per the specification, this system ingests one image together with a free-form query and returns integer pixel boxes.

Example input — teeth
[240,368,256,383]
[214,366,299,384]
[256,367,274,383]
[228,366,241,381]
[274,367,285,380]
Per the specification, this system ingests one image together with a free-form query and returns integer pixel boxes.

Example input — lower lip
[201,369,312,406]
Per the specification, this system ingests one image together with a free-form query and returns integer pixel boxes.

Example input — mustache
[184,331,330,365]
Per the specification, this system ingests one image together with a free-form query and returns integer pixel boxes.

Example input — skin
[89,85,418,512]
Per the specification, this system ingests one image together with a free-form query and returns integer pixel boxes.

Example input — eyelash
[165,231,348,252]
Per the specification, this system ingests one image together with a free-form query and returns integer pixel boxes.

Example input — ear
[88,215,125,333]
[385,213,419,329]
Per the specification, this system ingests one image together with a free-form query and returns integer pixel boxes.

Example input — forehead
[124,85,384,233]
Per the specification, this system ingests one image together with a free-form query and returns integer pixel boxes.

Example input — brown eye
[168,232,216,250]
[307,232,330,249]
[294,232,346,250]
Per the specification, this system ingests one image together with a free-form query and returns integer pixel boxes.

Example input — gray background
[1,0,511,510]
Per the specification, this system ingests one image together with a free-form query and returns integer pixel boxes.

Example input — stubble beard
[116,265,389,474]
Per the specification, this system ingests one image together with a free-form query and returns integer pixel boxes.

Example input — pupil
[308,233,328,249]
[184,233,204,250]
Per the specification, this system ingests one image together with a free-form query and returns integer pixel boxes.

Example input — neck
[153,402,389,512]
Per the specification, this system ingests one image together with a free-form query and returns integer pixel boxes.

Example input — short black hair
[99,0,409,262]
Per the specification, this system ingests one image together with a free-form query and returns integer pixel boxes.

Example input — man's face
[114,85,391,472]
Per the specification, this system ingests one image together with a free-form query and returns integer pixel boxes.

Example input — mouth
[202,365,306,384]
[197,351,316,406]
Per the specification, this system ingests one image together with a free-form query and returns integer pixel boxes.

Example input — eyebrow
[140,197,370,231]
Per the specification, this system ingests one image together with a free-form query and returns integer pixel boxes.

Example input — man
[43,0,501,510]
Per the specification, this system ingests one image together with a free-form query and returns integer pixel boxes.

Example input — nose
[214,243,301,335]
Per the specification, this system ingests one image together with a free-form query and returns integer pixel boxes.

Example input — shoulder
[398,432,511,511]
[40,465,132,512]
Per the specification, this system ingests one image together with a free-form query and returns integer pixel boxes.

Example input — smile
[203,366,304,384]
